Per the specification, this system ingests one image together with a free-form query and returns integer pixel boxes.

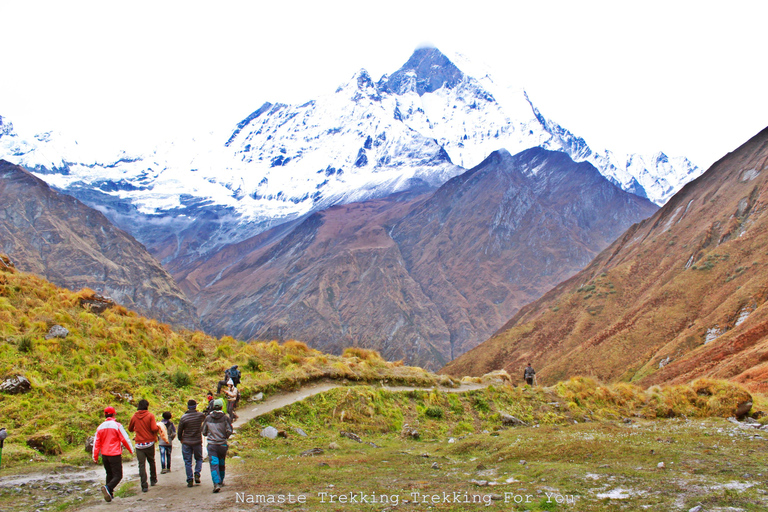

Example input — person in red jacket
[128,399,160,492]
[93,406,133,502]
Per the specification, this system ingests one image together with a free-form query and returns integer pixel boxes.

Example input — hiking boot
[161,468,167,474]
[194,472,201,484]
[101,485,112,502]
[187,479,194,488]
[150,479,157,486]
[142,486,148,493]
[213,483,221,493]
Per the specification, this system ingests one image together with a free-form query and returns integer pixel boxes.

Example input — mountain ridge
[177,147,657,369]
[0,159,200,329]
[1,48,699,272]
[442,126,768,392]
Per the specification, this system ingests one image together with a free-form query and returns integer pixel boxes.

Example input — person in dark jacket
[128,399,160,492]
[202,398,233,493]
[177,399,206,487]
[158,411,176,474]
[523,363,536,386]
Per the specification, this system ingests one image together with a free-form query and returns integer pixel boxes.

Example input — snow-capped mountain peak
[0,47,701,267]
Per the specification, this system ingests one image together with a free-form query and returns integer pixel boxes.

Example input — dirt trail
[7,381,487,511]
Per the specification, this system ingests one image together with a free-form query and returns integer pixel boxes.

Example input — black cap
[187,399,197,408]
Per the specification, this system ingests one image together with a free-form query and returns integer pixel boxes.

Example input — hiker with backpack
[224,379,239,423]
[523,363,536,386]
[158,411,176,474]
[202,398,233,493]
[216,365,241,394]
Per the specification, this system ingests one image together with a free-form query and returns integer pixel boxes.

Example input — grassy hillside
[2,255,767,511]
[443,127,768,392]
[0,257,445,467]
[230,379,766,512]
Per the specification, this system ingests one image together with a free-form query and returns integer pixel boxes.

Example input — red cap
[104,406,116,416]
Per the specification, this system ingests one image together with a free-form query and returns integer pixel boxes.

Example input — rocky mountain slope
[0,48,699,272]
[177,148,656,369]
[442,127,768,392]
[0,160,199,328]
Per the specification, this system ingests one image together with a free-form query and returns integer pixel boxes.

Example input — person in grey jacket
[202,398,233,493]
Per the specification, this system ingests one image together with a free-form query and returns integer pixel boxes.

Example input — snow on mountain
[0,48,701,262]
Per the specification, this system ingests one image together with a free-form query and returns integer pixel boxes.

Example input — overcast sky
[1,0,766,169]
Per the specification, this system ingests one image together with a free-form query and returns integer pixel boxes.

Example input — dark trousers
[182,443,203,482]
[525,377,534,385]
[135,445,157,489]
[102,454,123,494]
[159,445,172,470]
[207,444,228,485]
[227,400,237,422]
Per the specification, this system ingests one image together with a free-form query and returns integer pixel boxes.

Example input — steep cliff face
[442,127,768,392]
[391,147,659,360]
[0,160,199,329]
[178,148,656,369]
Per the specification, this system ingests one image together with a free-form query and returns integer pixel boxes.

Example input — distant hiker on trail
[224,379,239,423]
[128,399,160,493]
[177,399,206,487]
[93,406,133,503]
[524,363,536,386]
[158,411,176,474]
[217,365,241,393]
[202,398,233,493]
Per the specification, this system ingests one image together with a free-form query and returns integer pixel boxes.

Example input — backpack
[231,368,241,382]
[164,420,176,442]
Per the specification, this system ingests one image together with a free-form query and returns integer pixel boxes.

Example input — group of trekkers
[91,365,242,502]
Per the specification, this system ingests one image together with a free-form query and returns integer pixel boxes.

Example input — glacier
[0,47,702,263]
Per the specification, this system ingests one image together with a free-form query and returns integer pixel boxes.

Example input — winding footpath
[7,381,487,511]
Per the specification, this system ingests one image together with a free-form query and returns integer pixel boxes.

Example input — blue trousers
[181,443,203,482]
[207,444,228,484]
[159,444,172,470]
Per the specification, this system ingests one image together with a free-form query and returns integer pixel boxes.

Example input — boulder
[79,294,115,314]
[292,427,308,437]
[328,442,340,450]
[260,426,279,439]
[45,325,69,340]
[301,448,324,457]
[500,413,526,427]
[27,433,62,455]
[249,392,264,402]
[0,375,32,394]
[340,431,362,443]
[735,400,753,420]
[401,424,419,439]
[84,435,95,454]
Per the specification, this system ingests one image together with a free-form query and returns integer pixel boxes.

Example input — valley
[0,36,765,512]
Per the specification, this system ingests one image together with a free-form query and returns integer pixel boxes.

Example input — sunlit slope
[443,127,768,392]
